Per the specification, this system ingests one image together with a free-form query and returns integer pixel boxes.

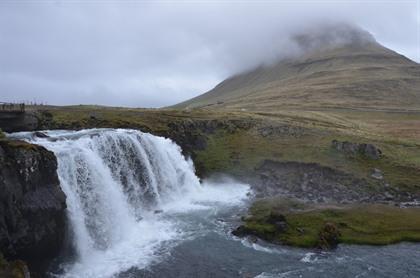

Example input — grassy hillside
[28,105,420,201]
[174,42,420,111]
[11,26,419,249]
[22,103,420,248]
[236,198,420,248]
[196,109,420,195]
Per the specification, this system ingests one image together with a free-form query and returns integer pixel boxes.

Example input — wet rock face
[332,140,382,160]
[0,140,66,269]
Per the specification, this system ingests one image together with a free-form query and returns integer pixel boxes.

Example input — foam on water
[300,252,318,263]
[15,129,250,278]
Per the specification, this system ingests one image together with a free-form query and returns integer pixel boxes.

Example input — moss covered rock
[318,222,341,250]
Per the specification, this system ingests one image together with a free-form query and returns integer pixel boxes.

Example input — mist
[0,1,418,107]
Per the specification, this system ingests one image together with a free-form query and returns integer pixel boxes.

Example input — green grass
[173,42,420,112]
[0,140,39,151]
[195,119,420,194]
[242,198,420,247]
[12,105,420,249]
[29,105,420,194]
[34,105,247,133]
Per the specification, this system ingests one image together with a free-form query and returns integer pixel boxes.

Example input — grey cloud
[0,1,418,107]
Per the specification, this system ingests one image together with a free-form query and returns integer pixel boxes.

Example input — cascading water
[10,129,420,278]
[14,128,250,278]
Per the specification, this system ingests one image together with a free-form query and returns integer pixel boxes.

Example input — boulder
[360,143,382,160]
[33,132,48,139]
[371,168,384,180]
[232,226,249,237]
[332,140,382,160]
[317,222,341,250]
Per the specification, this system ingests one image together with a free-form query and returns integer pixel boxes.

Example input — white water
[15,129,250,278]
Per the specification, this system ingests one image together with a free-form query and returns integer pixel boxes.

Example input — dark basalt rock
[232,225,249,237]
[317,222,341,250]
[332,140,382,160]
[0,140,66,274]
[33,131,49,138]
[266,212,288,232]
[0,113,39,133]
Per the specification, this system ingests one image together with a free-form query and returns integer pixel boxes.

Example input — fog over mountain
[0,1,418,107]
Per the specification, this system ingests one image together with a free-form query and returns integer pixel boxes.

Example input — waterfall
[23,129,198,276]
[14,128,249,277]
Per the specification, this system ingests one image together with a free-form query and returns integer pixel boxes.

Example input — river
[12,129,420,278]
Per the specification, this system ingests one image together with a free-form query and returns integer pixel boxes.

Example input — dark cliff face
[0,113,38,133]
[0,140,66,271]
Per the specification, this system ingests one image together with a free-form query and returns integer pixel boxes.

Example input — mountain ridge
[174,25,420,111]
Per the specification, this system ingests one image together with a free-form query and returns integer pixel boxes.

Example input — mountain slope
[174,26,420,111]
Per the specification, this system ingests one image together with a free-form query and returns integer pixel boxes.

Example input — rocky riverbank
[2,106,420,254]
[6,107,419,202]
[251,159,417,204]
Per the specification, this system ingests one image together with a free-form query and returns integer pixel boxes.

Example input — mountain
[174,24,420,111]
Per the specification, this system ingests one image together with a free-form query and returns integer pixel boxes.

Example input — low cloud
[0,1,418,107]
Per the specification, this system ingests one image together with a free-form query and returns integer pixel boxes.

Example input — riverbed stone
[371,168,384,180]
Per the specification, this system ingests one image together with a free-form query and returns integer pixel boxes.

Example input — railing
[0,102,25,113]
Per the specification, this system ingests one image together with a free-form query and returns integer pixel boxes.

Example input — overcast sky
[0,1,419,108]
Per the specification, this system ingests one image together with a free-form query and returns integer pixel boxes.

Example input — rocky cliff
[0,139,66,275]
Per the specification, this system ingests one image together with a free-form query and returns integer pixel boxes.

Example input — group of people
[0,102,25,112]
